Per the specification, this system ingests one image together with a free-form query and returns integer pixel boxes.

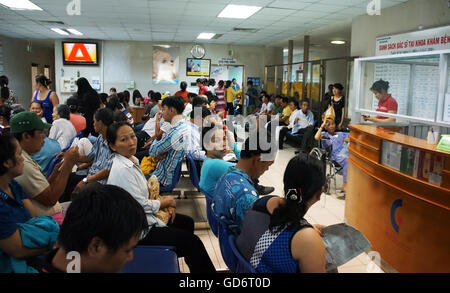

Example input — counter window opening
[351,50,450,129]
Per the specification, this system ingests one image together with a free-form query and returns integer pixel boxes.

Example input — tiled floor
[173,143,387,273]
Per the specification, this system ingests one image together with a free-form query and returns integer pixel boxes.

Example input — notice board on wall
[210,65,244,88]
[373,62,439,120]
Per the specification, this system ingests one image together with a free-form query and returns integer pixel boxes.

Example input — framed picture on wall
[186,58,211,76]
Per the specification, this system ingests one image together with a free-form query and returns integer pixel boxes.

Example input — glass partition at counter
[352,50,450,127]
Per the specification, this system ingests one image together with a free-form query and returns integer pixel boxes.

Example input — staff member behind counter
[362,79,398,123]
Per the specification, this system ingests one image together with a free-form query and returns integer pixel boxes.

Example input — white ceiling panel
[268,0,312,10]
[0,0,408,45]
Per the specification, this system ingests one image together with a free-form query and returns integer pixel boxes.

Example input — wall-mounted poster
[186,58,211,76]
[153,46,179,84]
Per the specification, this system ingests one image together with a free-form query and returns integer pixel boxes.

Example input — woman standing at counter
[362,79,398,123]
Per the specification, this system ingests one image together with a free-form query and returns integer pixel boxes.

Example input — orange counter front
[346,124,450,273]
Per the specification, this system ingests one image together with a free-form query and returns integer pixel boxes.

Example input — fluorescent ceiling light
[156,44,171,48]
[51,28,69,36]
[67,28,83,36]
[331,40,346,45]
[218,4,261,19]
[197,33,215,39]
[0,0,42,10]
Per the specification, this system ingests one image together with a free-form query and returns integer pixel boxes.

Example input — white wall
[55,40,283,103]
[351,0,450,57]
[0,36,54,107]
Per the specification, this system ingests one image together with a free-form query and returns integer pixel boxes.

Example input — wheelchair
[308,137,344,196]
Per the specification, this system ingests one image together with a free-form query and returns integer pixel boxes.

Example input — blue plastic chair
[185,153,200,190]
[46,156,62,178]
[218,221,238,272]
[159,159,183,194]
[119,245,179,273]
[199,187,220,237]
[228,234,257,273]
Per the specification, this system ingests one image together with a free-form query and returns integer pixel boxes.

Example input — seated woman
[362,79,398,123]
[236,154,326,273]
[314,118,349,192]
[106,121,216,273]
[106,96,134,125]
[199,124,241,196]
[0,135,57,272]
[49,104,77,149]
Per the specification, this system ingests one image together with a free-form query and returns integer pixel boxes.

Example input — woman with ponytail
[31,74,59,124]
[236,153,327,273]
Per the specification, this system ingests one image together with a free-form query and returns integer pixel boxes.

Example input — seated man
[212,133,276,235]
[272,95,283,117]
[277,99,299,149]
[30,183,149,273]
[292,99,315,153]
[11,112,79,222]
[149,96,187,187]
[278,96,292,126]
[259,93,274,116]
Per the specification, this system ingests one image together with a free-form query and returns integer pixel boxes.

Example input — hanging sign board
[375,25,450,56]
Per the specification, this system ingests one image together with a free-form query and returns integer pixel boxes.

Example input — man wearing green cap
[10,111,79,219]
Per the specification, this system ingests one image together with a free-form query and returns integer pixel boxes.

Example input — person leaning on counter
[362,79,398,123]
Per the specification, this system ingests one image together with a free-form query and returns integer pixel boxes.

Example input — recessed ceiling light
[197,33,215,39]
[0,0,42,10]
[218,4,262,19]
[331,40,346,45]
[51,28,69,36]
[67,28,83,36]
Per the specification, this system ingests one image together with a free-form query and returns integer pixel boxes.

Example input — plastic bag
[147,175,170,224]
[325,105,336,121]
[140,156,158,175]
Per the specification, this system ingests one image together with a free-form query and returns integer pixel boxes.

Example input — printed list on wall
[373,62,439,120]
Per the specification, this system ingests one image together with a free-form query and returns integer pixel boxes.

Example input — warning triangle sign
[67,43,93,62]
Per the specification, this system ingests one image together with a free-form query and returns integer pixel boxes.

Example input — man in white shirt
[292,99,315,152]
[277,100,298,149]
[259,94,274,115]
